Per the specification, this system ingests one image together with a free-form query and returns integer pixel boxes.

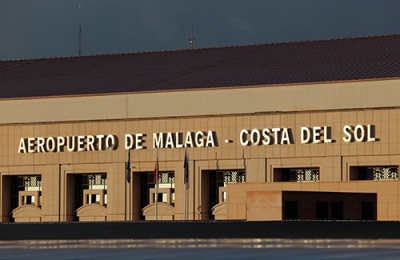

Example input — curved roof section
[0,34,399,99]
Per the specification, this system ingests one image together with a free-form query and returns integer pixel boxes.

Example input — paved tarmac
[0,238,399,259]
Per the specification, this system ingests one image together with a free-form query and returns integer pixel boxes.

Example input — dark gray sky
[1,0,399,60]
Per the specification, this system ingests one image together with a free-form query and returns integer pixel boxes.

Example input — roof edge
[1,33,399,63]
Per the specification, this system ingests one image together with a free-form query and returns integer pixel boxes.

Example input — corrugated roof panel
[0,34,399,99]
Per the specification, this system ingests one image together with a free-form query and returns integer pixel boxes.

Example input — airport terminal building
[1,34,400,222]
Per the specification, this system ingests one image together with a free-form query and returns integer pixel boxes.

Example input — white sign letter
[240,129,249,146]
[205,130,215,147]
[343,125,352,143]
[153,133,163,149]
[301,127,311,144]
[18,138,27,153]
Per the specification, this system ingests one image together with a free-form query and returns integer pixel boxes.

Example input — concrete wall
[0,79,398,124]
[0,79,400,222]
[237,181,400,221]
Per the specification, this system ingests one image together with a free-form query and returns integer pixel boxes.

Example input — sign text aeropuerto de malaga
[17,124,377,153]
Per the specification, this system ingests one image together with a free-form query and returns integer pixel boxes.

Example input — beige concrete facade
[1,79,400,222]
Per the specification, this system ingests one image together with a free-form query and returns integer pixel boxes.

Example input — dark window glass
[284,200,298,219]
[316,201,329,219]
[330,201,344,220]
[361,202,375,220]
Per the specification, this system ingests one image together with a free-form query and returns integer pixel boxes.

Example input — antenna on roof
[78,3,82,56]
[189,25,195,49]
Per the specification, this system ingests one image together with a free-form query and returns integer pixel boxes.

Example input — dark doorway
[74,175,88,221]
[331,201,344,220]
[140,172,154,220]
[10,176,22,218]
[316,201,329,219]
[283,191,376,220]
[284,200,298,219]
[361,202,375,220]
[66,173,107,222]
[209,171,225,219]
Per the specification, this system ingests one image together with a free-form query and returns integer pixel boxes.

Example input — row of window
[275,166,399,182]
[16,166,400,193]
[351,166,399,180]
[12,166,400,209]
[284,200,376,220]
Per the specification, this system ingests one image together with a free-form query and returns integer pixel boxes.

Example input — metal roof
[0,34,399,99]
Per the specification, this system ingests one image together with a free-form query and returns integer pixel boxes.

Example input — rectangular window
[158,172,175,185]
[316,201,329,219]
[361,202,375,220]
[18,175,42,206]
[217,170,246,184]
[85,174,107,205]
[214,170,246,204]
[330,201,344,220]
[350,166,399,181]
[283,191,376,221]
[283,200,298,219]
[276,168,319,182]
[316,201,343,220]
[155,171,175,204]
